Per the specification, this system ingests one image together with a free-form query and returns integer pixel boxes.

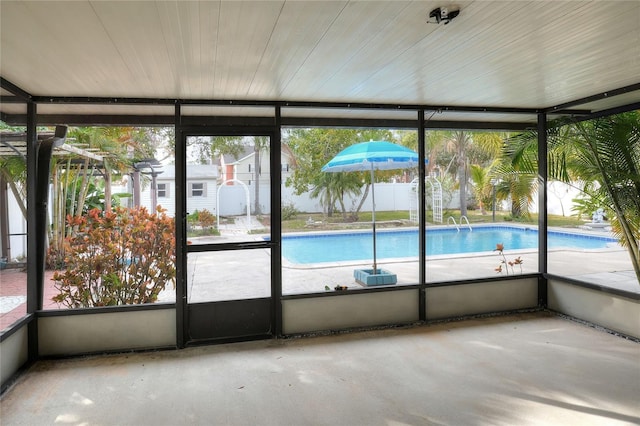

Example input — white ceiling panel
[35,104,175,116]
[281,107,417,121]
[1,0,638,123]
[181,105,275,117]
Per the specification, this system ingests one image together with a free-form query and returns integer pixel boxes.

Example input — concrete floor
[2,312,639,425]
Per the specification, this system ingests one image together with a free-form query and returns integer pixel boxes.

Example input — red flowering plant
[52,207,176,308]
[493,243,523,275]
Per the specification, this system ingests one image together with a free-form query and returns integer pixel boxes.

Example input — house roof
[220,145,293,165]
[159,164,218,180]
[1,1,638,128]
[221,147,255,165]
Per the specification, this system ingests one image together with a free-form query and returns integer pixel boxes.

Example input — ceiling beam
[33,96,176,106]
[32,95,544,115]
[576,101,640,122]
[5,77,638,127]
[0,95,25,104]
[4,112,536,131]
[545,82,640,113]
[0,77,32,101]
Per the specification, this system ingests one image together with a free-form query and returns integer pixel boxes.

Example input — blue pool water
[280,226,616,265]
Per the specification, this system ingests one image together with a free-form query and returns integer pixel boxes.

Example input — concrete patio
[1,311,639,425]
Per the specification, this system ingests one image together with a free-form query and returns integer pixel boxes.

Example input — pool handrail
[460,215,472,232]
[447,216,460,232]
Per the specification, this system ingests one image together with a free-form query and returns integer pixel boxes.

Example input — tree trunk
[339,191,348,221]
[104,170,112,212]
[326,192,334,217]
[355,183,370,216]
[511,197,522,217]
[253,144,261,215]
[458,165,467,217]
[50,164,60,253]
[456,131,468,217]
[76,160,92,217]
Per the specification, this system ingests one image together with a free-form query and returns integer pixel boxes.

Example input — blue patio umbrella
[322,141,423,274]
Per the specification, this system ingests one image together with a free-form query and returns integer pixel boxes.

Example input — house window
[248,164,251,172]
[189,182,206,197]
[281,163,289,172]
[157,183,169,198]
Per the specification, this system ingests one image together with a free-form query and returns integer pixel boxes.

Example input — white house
[219,145,294,186]
[137,164,219,218]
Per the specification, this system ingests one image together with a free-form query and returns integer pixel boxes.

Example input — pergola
[0,131,106,265]
[1,0,639,388]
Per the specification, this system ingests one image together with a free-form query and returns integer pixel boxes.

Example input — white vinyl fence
[229,182,449,216]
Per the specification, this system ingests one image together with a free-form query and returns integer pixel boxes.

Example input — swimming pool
[280,226,617,265]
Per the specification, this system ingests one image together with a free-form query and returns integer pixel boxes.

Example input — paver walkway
[1,268,60,331]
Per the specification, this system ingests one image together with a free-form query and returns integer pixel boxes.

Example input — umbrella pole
[371,165,377,274]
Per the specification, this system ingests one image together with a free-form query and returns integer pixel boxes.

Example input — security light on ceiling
[428,7,460,24]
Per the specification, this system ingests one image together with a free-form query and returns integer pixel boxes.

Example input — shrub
[188,210,200,223]
[281,202,299,221]
[52,206,176,308]
[198,208,216,229]
[46,244,68,270]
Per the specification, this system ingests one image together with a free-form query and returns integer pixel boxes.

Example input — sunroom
[1,1,639,423]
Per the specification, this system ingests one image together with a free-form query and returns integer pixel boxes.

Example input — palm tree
[444,131,473,217]
[420,131,449,177]
[469,161,499,215]
[498,131,540,218]
[500,112,640,283]
[468,133,507,216]
[548,112,640,283]
[310,171,363,220]
[286,128,392,220]
[89,127,154,211]
[441,131,505,217]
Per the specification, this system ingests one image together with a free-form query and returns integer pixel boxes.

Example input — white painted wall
[548,279,640,339]
[425,278,539,320]
[0,325,28,390]
[38,308,177,356]
[282,289,419,334]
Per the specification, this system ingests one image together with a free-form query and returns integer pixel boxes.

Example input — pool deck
[2,221,638,331]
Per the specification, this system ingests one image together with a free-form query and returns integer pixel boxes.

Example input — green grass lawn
[280,209,585,232]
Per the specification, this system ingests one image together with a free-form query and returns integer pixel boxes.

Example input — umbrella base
[354,268,397,286]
